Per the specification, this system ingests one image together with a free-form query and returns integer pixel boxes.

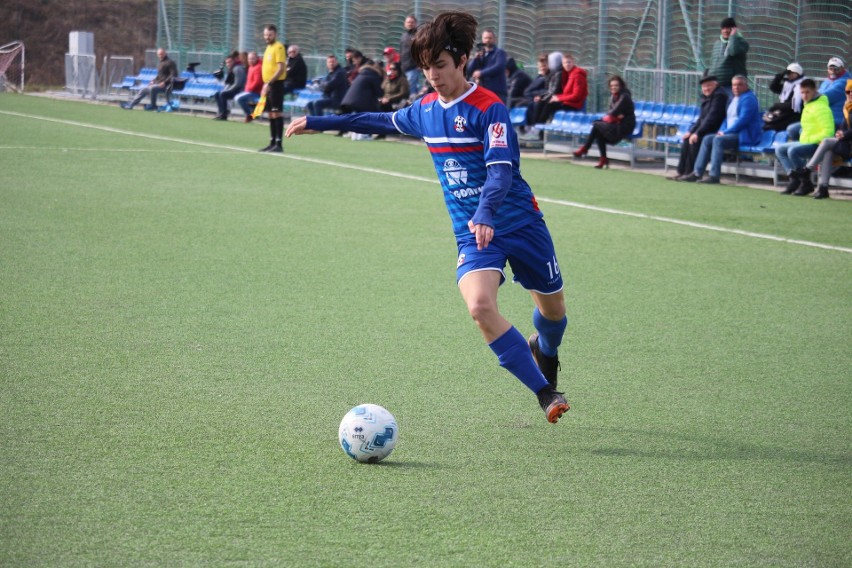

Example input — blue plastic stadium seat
[509,106,527,127]
[741,130,776,153]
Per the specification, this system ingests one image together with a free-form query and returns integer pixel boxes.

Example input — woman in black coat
[573,75,636,169]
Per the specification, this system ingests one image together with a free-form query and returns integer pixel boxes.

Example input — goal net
[0,41,25,93]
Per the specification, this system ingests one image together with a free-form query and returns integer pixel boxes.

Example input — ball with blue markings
[338,404,398,463]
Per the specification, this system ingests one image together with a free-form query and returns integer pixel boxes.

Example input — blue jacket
[466,47,508,98]
[721,89,762,146]
[819,71,852,126]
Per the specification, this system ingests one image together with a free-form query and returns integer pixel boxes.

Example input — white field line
[3,109,850,255]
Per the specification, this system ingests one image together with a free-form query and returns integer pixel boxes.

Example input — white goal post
[0,41,25,93]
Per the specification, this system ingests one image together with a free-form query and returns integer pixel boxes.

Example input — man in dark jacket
[121,48,178,110]
[306,54,348,117]
[340,59,383,113]
[399,15,420,94]
[284,45,308,96]
[213,53,246,120]
[670,75,728,180]
[466,28,508,102]
[708,17,749,95]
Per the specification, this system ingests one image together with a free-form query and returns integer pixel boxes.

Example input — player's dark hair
[264,24,277,33]
[410,11,477,69]
[800,78,816,89]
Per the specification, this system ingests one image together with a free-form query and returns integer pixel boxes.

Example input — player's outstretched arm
[285,117,318,137]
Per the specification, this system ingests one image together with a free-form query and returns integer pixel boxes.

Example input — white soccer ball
[338,404,398,463]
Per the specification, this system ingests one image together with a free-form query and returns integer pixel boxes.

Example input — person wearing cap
[466,27,508,102]
[708,16,749,94]
[795,79,852,200]
[383,47,401,68]
[681,75,761,184]
[669,75,728,181]
[776,78,836,196]
[763,62,806,131]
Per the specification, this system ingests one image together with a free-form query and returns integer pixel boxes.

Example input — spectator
[340,58,384,113]
[522,52,562,134]
[120,48,178,110]
[519,54,550,109]
[466,28,508,102]
[776,78,836,196]
[284,45,308,96]
[383,47,401,68]
[213,53,246,120]
[346,50,365,84]
[572,75,635,169]
[305,54,348,117]
[235,51,263,123]
[681,75,762,184]
[525,53,588,138]
[379,61,410,112]
[799,80,852,200]
[400,15,421,94]
[258,24,287,153]
[708,17,749,95]
[506,58,532,108]
[763,62,806,132]
[669,75,728,181]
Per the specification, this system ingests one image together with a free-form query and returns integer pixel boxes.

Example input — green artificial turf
[1,94,850,567]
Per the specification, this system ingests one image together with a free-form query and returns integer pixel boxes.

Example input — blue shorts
[455,219,564,294]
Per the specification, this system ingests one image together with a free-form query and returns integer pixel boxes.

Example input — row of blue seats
[112,68,222,98]
[508,101,699,133]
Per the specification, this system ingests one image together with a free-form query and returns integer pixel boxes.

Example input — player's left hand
[285,117,317,137]
[468,220,494,250]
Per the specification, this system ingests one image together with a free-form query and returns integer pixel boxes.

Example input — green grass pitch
[1,94,850,567]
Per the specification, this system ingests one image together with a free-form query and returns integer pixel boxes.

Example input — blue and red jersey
[306,83,542,238]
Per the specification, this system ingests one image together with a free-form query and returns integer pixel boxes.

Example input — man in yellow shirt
[260,24,287,152]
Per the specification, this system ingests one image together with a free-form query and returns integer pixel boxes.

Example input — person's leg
[707,134,739,179]
[810,138,838,187]
[691,134,715,177]
[150,86,165,107]
[576,124,598,156]
[214,92,227,117]
[788,143,817,172]
[681,138,701,176]
[775,142,795,175]
[786,122,802,142]
[405,69,420,95]
[129,86,150,108]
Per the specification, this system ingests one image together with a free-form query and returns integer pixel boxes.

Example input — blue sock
[489,326,549,393]
[533,307,567,358]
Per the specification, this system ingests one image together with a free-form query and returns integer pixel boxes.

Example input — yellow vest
[262,42,287,83]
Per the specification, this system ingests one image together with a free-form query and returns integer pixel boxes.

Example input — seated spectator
[776,78,836,196]
[120,48,178,110]
[788,57,851,139]
[213,52,246,120]
[763,62,805,131]
[524,53,587,138]
[284,45,308,95]
[379,62,410,112]
[306,54,349,117]
[519,54,550,109]
[669,75,728,180]
[572,75,635,169]
[681,75,762,184]
[798,80,852,199]
[235,52,263,122]
[506,58,532,108]
[383,47,401,68]
[340,58,383,113]
[346,50,365,84]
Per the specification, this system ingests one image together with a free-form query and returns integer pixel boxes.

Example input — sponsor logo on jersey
[453,115,467,132]
[488,122,508,148]
[443,158,468,187]
[457,253,466,267]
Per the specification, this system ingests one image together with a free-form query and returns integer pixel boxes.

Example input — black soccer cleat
[528,333,560,388]
[537,385,570,424]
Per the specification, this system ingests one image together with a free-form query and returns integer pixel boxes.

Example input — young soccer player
[285,11,570,423]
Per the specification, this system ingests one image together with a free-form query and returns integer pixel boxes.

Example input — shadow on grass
[581,426,851,467]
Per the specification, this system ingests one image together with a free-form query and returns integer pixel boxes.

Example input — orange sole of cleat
[547,403,570,423]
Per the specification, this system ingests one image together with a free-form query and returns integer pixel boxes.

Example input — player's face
[263,28,276,44]
[423,51,468,100]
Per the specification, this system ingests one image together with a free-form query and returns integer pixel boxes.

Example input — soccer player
[285,11,570,423]
[259,24,287,152]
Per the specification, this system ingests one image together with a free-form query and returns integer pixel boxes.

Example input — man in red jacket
[234,51,264,122]
[524,53,588,138]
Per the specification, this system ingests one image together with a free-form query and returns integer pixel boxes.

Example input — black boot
[793,168,815,196]
[813,185,830,200]
[780,169,801,195]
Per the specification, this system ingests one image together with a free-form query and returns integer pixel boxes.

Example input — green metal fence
[156,0,851,111]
